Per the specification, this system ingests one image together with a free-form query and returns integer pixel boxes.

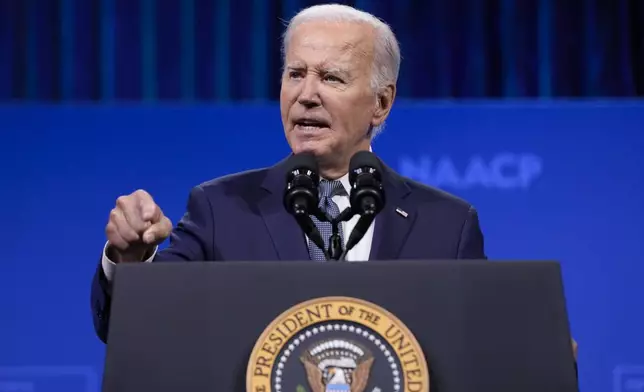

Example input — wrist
[106,243,152,263]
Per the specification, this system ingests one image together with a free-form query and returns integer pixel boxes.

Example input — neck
[318,153,351,179]
[318,141,372,179]
[319,166,348,180]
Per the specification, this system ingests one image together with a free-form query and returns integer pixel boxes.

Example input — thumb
[142,217,172,244]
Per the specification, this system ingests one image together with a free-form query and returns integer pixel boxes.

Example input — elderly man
[91,4,485,342]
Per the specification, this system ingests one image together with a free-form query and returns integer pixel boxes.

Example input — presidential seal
[247,296,429,392]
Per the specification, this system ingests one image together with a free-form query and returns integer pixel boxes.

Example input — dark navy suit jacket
[91,157,486,342]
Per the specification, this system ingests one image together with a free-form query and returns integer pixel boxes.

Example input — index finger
[134,190,157,220]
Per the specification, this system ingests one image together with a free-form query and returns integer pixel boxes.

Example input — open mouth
[294,118,330,131]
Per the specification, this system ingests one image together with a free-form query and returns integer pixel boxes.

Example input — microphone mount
[313,206,355,261]
[316,205,376,262]
[285,151,386,262]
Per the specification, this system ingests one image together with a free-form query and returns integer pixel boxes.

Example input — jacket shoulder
[402,176,475,212]
[195,167,271,194]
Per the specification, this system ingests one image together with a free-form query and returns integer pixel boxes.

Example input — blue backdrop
[2,101,643,392]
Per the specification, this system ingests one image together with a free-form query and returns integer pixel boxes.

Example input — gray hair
[281,4,401,137]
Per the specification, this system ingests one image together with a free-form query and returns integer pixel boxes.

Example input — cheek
[279,99,292,124]
[326,98,354,125]
[279,103,288,121]
[331,97,373,136]
[336,88,372,110]
[280,86,296,109]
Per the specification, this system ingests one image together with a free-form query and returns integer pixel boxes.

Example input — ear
[371,83,396,128]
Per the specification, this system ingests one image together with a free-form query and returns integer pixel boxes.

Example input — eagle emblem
[246,297,430,392]
[300,339,374,392]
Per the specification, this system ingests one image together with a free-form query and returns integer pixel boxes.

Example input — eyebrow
[321,66,350,75]
[285,63,351,74]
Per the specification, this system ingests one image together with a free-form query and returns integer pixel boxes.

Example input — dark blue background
[1,0,642,101]
[2,101,643,392]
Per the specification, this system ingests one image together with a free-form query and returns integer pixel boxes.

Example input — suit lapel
[371,164,417,260]
[257,157,311,261]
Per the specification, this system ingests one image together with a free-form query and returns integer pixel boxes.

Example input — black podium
[101,260,578,392]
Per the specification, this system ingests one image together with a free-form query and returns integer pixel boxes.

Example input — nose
[297,74,321,108]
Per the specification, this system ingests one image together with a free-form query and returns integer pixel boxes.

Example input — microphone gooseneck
[339,213,374,261]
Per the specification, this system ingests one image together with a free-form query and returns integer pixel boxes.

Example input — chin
[292,142,322,155]
[292,140,334,158]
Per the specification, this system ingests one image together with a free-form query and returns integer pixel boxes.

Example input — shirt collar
[337,173,351,196]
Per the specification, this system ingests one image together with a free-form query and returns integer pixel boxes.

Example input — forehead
[285,21,375,66]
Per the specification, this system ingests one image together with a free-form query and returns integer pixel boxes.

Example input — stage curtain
[0,0,641,101]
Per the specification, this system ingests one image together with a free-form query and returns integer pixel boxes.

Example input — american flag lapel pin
[395,207,408,218]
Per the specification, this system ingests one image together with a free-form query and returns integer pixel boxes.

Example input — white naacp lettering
[398,153,543,190]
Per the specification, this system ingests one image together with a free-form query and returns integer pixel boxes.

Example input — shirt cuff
[101,241,157,281]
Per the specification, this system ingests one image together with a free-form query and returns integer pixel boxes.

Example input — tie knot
[318,180,346,199]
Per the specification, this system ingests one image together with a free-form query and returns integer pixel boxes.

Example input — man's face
[280,21,393,176]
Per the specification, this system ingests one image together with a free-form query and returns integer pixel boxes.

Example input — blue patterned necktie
[308,179,347,261]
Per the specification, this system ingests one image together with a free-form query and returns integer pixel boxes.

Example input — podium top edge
[113,260,562,268]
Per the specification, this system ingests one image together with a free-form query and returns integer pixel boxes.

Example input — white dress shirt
[101,173,375,281]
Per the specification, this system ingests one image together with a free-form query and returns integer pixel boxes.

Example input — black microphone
[283,153,329,260]
[340,151,386,261]
[348,151,385,216]
[284,153,319,216]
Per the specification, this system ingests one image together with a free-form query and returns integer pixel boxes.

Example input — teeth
[298,125,322,131]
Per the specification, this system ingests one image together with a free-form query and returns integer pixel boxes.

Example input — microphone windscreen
[284,152,318,176]
[349,150,382,171]
[349,151,382,184]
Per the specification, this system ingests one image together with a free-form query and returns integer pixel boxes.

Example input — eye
[323,74,343,83]
[288,70,303,79]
